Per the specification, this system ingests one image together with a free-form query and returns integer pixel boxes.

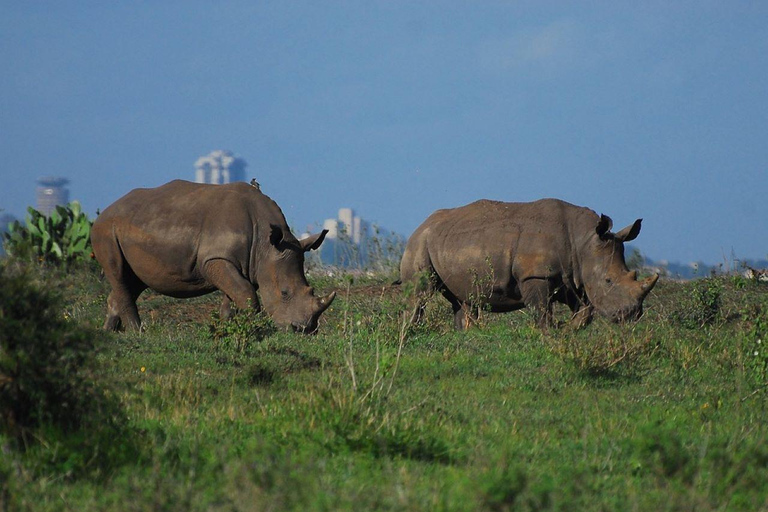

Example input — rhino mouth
[603,305,643,323]
[290,319,320,335]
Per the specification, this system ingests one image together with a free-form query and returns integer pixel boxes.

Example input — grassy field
[2,262,768,511]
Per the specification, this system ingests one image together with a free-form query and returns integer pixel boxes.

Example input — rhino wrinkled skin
[91,180,335,333]
[400,198,659,329]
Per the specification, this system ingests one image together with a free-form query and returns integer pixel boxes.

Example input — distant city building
[194,150,247,184]
[322,218,339,239]
[36,177,69,215]
[321,208,367,245]
[302,209,405,269]
[308,208,370,267]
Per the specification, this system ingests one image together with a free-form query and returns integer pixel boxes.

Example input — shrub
[2,202,92,267]
[670,277,723,328]
[208,307,277,351]
[743,307,768,390]
[0,263,108,440]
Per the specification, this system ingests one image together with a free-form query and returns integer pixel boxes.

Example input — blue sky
[1,1,766,264]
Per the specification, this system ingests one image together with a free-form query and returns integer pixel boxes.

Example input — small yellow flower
[702,403,709,410]
[140,366,146,373]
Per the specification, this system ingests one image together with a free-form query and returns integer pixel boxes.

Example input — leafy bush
[208,307,277,351]
[0,263,113,440]
[670,277,723,328]
[743,307,768,390]
[2,202,92,267]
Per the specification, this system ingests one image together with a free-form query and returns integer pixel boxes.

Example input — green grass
[2,264,768,511]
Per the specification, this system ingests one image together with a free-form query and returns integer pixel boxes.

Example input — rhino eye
[605,278,613,284]
[281,290,290,300]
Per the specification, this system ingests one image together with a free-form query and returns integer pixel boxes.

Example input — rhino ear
[299,229,328,252]
[615,219,642,243]
[269,224,285,247]
[596,214,613,239]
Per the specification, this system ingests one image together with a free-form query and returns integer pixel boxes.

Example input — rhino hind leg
[452,301,479,330]
[403,269,440,327]
[96,242,146,331]
[104,286,143,331]
[520,278,555,328]
[204,260,260,313]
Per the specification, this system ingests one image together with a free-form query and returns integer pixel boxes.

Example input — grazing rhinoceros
[400,198,658,329]
[91,180,335,333]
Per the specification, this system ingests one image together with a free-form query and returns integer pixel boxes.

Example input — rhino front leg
[520,278,554,328]
[219,296,233,320]
[218,293,262,319]
[204,259,260,314]
[569,304,593,329]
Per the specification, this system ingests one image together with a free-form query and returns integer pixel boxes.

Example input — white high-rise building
[194,150,247,184]
[322,218,339,239]
[338,208,353,238]
[353,217,363,245]
[322,208,367,244]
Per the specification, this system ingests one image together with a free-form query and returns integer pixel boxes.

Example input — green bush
[670,277,723,328]
[743,307,768,390]
[2,202,92,267]
[0,263,110,440]
[208,307,277,351]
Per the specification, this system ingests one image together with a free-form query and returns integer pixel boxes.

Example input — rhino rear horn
[300,229,329,252]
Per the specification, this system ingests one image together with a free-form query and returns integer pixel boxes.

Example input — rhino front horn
[639,273,660,299]
[317,291,336,313]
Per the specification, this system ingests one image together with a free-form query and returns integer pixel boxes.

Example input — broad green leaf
[51,241,63,259]
[51,208,63,226]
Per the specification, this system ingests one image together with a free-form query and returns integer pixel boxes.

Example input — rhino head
[258,226,336,333]
[579,215,659,323]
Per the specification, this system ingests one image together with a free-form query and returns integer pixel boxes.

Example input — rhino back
[93,180,287,292]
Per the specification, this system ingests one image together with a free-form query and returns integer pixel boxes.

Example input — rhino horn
[316,291,336,314]
[638,273,659,299]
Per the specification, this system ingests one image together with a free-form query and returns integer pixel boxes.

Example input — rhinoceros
[91,180,335,333]
[400,198,658,329]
